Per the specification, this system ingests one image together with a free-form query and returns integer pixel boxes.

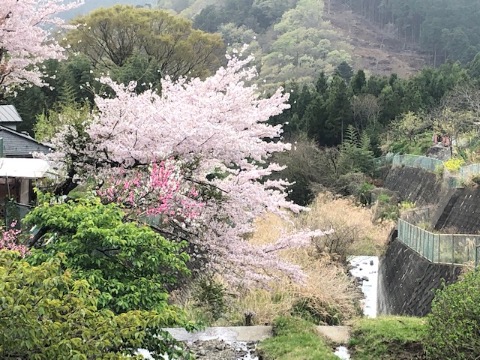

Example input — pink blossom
[48,54,329,285]
[0,0,83,91]
[0,222,27,257]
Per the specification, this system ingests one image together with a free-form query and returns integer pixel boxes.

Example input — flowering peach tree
[0,222,27,257]
[48,54,326,286]
[0,0,82,92]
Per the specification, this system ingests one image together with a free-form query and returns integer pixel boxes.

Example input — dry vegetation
[177,192,393,326]
[298,192,394,257]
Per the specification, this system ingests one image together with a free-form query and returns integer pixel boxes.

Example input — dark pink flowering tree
[48,54,326,285]
[0,222,27,257]
[0,0,83,92]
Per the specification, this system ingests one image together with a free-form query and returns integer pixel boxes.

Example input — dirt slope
[325,1,427,78]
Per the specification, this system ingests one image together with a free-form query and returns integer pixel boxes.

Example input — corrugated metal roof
[0,158,51,178]
[0,105,22,123]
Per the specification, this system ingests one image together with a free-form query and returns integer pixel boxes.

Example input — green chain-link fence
[398,219,480,266]
[375,154,480,188]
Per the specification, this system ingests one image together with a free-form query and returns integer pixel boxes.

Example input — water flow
[334,255,379,359]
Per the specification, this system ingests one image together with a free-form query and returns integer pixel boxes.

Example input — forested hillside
[158,0,352,89]
[339,0,480,65]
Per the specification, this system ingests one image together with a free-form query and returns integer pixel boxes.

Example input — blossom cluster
[0,0,83,91]
[0,222,27,257]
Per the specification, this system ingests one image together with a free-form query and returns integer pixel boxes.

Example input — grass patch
[258,316,339,360]
[349,316,427,359]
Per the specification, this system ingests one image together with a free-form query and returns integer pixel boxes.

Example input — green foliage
[426,271,480,359]
[349,316,427,360]
[258,316,339,360]
[25,195,190,314]
[373,193,400,222]
[357,182,374,206]
[35,103,91,142]
[65,5,224,80]
[337,126,375,176]
[399,201,416,211]
[434,164,444,178]
[444,157,465,172]
[0,250,192,359]
[193,277,227,322]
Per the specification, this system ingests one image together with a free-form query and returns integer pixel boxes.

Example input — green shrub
[25,195,190,314]
[399,201,416,211]
[357,182,375,206]
[434,164,444,178]
[194,277,227,322]
[425,271,480,359]
[0,251,192,359]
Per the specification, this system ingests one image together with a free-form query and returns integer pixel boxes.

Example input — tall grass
[177,192,393,326]
[297,192,394,257]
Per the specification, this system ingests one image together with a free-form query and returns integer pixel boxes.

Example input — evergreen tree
[324,75,353,146]
[351,69,367,95]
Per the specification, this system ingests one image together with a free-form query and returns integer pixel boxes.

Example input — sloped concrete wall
[383,167,443,206]
[434,187,480,233]
[378,239,463,316]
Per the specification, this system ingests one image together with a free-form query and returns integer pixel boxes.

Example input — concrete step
[164,325,351,344]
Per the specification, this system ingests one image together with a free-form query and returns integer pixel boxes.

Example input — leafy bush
[0,250,192,359]
[434,164,444,178]
[357,182,375,206]
[444,157,465,172]
[399,201,416,211]
[372,193,399,222]
[25,195,190,314]
[193,277,227,322]
[425,271,480,359]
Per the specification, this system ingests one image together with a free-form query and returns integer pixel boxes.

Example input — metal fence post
[452,234,455,264]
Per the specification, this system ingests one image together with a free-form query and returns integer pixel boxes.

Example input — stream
[138,255,379,360]
[334,255,379,359]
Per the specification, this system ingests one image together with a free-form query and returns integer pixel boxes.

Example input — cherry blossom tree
[0,0,83,93]
[48,53,327,286]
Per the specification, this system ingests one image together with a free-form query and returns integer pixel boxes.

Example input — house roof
[0,105,22,124]
[0,126,51,157]
[0,158,52,178]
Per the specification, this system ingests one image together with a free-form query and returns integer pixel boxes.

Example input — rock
[184,339,259,360]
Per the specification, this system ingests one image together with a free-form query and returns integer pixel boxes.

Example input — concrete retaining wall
[383,166,443,206]
[378,239,463,317]
[434,187,480,233]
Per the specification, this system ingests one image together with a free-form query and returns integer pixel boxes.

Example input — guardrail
[398,219,480,266]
